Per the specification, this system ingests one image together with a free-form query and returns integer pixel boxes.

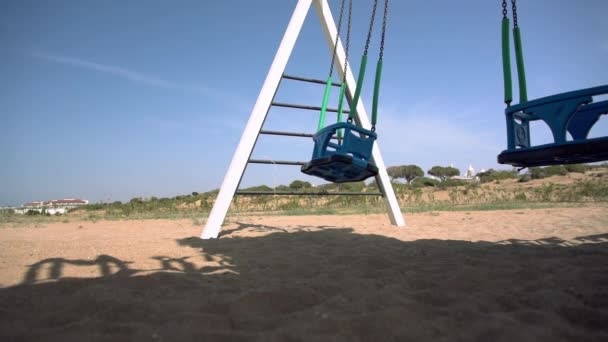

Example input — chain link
[364,0,379,56]
[502,0,508,18]
[329,0,347,77]
[342,0,352,80]
[379,0,388,61]
[511,0,518,27]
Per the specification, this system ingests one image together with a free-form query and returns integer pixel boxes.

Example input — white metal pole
[201,0,314,239]
[313,0,405,226]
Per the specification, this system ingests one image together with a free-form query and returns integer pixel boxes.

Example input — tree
[289,180,312,190]
[387,166,401,180]
[428,166,460,181]
[387,165,424,184]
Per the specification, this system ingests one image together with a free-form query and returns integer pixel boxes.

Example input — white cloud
[31,52,215,95]
[30,52,252,113]
[374,101,506,171]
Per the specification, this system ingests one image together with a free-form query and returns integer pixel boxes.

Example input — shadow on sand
[22,255,137,285]
[1,227,607,341]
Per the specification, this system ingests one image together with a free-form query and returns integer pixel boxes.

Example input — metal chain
[379,0,388,61]
[511,0,518,27]
[329,0,347,77]
[502,0,508,18]
[341,0,352,80]
[364,0,379,56]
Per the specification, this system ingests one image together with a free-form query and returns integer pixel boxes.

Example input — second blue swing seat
[498,85,608,167]
[301,122,378,183]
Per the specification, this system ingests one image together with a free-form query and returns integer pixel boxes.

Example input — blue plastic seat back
[567,100,608,140]
[311,122,377,162]
[499,85,608,166]
[504,85,608,150]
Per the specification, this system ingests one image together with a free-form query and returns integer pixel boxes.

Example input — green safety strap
[371,59,382,128]
[371,0,388,129]
[336,82,346,139]
[317,76,332,131]
[317,78,333,131]
[349,55,368,121]
[513,26,528,103]
[501,17,513,106]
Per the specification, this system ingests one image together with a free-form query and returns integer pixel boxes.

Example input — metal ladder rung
[235,191,383,196]
[248,159,305,166]
[260,130,314,138]
[259,130,340,140]
[271,102,350,114]
[282,74,342,87]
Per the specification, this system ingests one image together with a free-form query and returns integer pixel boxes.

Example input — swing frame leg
[201,0,404,239]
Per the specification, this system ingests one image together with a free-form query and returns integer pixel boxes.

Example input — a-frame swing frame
[201,0,405,239]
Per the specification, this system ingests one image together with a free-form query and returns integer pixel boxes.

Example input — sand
[1,206,608,341]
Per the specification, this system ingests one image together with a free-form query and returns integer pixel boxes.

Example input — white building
[15,198,89,215]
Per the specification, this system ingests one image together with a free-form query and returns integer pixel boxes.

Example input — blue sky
[1,0,607,206]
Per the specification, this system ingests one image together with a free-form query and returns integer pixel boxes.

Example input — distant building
[451,164,481,182]
[465,165,476,178]
[15,198,89,215]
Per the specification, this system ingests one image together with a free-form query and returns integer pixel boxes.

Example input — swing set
[200,0,606,239]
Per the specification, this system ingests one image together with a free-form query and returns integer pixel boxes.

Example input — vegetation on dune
[2,164,607,225]
[530,165,568,179]
[477,169,518,183]
[78,164,608,219]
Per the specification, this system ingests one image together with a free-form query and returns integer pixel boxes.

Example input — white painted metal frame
[201,0,404,239]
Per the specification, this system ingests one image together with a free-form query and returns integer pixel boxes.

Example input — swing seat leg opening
[302,154,378,183]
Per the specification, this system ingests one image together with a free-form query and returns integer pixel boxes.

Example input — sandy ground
[1,207,608,341]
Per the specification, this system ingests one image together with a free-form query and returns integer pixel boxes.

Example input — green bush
[565,164,587,173]
[514,192,527,201]
[411,177,440,188]
[530,165,568,179]
[477,169,518,183]
[338,182,365,192]
[518,174,531,182]
[438,179,467,189]
[529,167,545,179]
[545,165,568,176]
[289,180,312,190]
[275,185,290,192]
[243,185,273,192]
